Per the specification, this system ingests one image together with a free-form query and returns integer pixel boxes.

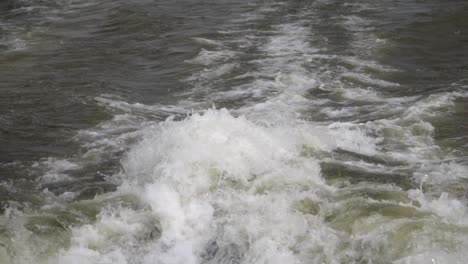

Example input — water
[1,0,468,263]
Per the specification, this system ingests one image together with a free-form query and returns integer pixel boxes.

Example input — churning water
[1,0,468,263]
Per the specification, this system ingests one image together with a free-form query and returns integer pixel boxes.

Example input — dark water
[1,0,468,263]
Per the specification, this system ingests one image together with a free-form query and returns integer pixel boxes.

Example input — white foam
[185,49,238,66]
[186,63,237,82]
[327,122,382,156]
[414,162,468,186]
[263,24,318,57]
[95,96,184,115]
[192,37,224,47]
[351,91,468,165]
[57,207,158,264]
[9,3,467,263]
[35,158,80,183]
[341,72,400,88]
[403,91,468,119]
[341,56,400,73]
[51,11,468,264]
[339,87,388,101]
[395,251,467,264]
[408,189,468,226]
[342,15,373,32]
[320,106,358,118]
[58,109,341,263]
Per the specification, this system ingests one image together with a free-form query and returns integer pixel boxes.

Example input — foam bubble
[192,37,224,47]
[327,122,382,156]
[35,158,80,183]
[414,162,468,187]
[403,91,468,119]
[408,189,468,226]
[186,63,237,82]
[341,72,400,88]
[58,109,342,263]
[185,49,238,66]
[5,2,468,263]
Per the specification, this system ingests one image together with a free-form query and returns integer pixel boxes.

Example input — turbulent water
[1,0,468,263]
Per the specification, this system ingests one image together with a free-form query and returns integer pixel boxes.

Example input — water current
[1,0,468,263]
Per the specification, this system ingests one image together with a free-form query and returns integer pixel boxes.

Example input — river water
[1,0,468,263]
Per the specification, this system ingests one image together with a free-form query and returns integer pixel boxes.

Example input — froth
[60,109,341,264]
[4,1,468,263]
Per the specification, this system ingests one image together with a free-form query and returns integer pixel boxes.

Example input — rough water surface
[1,0,468,263]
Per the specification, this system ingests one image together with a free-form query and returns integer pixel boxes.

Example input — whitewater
[1,0,468,264]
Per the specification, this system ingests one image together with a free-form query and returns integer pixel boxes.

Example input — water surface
[1,0,468,263]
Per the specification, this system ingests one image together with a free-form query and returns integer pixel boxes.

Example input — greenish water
[1,0,468,263]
